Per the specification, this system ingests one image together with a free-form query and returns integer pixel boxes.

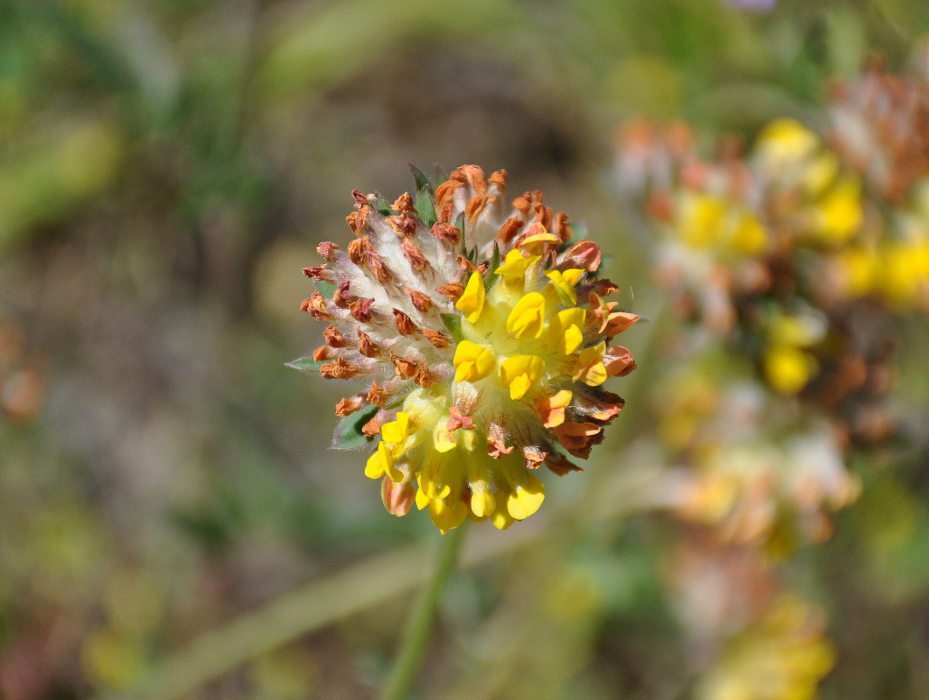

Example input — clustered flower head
[298,165,637,532]
[615,71,929,446]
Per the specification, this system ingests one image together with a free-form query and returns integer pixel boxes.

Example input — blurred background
[2,0,929,697]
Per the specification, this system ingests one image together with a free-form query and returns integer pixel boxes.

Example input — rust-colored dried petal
[466,194,489,223]
[406,289,433,313]
[456,255,477,273]
[457,164,488,196]
[346,205,369,235]
[366,380,390,407]
[401,238,431,272]
[523,445,547,470]
[350,298,375,322]
[317,241,339,261]
[392,192,414,214]
[312,345,331,362]
[446,406,475,432]
[357,330,380,358]
[546,451,583,476]
[301,292,331,320]
[553,421,603,458]
[552,211,573,243]
[603,346,636,377]
[557,240,601,273]
[487,422,514,459]
[347,236,369,265]
[605,312,639,336]
[367,248,393,283]
[393,308,417,336]
[391,352,418,379]
[413,364,435,388]
[335,395,365,417]
[496,217,523,246]
[488,169,507,189]
[333,279,353,308]
[387,214,417,237]
[422,329,452,349]
[323,324,346,348]
[362,416,381,437]
[434,179,464,221]
[430,222,461,245]
[320,356,361,380]
[435,283,464,302]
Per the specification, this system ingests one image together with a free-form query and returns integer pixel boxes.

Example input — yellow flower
[296,165,637,532]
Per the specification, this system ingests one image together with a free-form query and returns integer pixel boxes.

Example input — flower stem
[381,523,467,700]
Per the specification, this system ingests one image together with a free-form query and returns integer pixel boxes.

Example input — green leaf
[375,198,393,217]
[317,280,337,297]
[434,166,448,187]
[414,189,437,229]
[332,404,379,450]
[410,164,433,194]
[441,313,463,343]
[287,356,325,372]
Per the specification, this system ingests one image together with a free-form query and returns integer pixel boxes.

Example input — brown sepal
[496,217,523,246]
[312,345,331,362]
[346,206,369,236]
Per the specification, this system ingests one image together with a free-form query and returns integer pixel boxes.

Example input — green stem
[381,523,467,700]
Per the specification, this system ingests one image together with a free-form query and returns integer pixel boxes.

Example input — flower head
[296,165,637,532]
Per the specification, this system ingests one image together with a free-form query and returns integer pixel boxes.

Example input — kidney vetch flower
[296,165,638,532]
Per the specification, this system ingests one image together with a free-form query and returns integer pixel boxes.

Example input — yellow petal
[470,489,496,518]
[547,308,587,355]
[544,269,584,306]
[573,341,608,386]
[429,498,468,534]
[455,271,485,323]
[499,354,546,400]
[490,490,514,530]
[453,340,496,383]
[494,249,541,283]
[433,424,458,453]
[380,412,409,445]
[518,231,560,255]
[507,474,545,520]
[506,292,545,339]
[365,442,397,480]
